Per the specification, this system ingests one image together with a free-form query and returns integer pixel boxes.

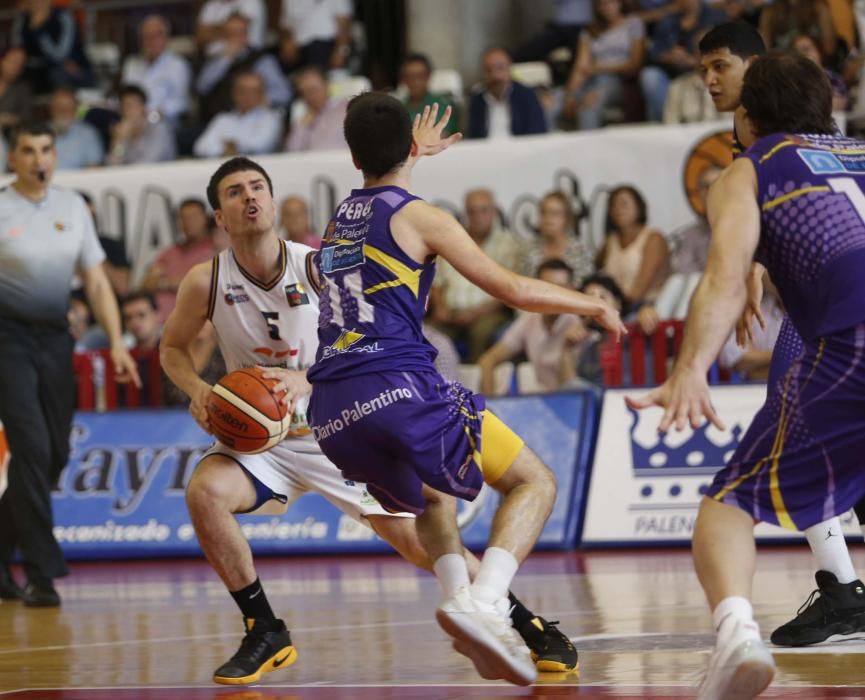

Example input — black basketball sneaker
[213,617,297,685]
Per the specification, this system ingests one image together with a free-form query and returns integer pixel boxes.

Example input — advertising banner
[581,387,862,545]
[53,392,595,559]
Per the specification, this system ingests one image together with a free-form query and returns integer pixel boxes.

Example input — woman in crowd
[596,185,668,307]
[561,0,645,130]
[523,191,594,284]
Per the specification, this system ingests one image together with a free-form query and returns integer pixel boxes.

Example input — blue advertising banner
[52,392,595,559]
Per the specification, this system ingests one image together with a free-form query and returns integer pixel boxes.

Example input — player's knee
[186,469,235,513]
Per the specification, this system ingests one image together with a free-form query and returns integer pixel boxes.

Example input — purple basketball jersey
[741,133,865,341]
[308,186,438,382]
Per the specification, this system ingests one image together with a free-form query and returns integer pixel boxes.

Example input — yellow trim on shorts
[767,372,796,530]
[479,410,524,485]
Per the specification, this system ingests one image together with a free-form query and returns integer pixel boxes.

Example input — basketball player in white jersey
[160,156,577,686]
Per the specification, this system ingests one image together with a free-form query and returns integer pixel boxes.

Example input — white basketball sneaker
[698,618,775,700]
[436,586,537,686]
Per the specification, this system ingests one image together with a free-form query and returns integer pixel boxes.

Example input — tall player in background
[629,52,865,699]
[307,99,625,686]
[161,157,578,686]
[700,21,865,647]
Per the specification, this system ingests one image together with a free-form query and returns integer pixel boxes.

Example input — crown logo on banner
[628,407,743,476]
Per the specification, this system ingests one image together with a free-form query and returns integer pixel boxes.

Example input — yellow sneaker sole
[213,645,298,685]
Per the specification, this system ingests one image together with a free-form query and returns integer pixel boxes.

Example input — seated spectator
[717,274,784,381]
[792,34,849,111]
[0,49,33,131]
[11,0,94,94]
[640,0,726,122]
[50,87,104,169]
[633,0,681,26]
[597,185,668,306]
[68,292,105,351]
[430,188,521,361]
[197,13,292,125]
[478,261,623,393]
[522,191,594,283]
[286,66,348,152]
[194,71,283,158]
[400,53,459,137]
[122,291,161,351]
[279,0,353,73]
[280,195,321,249]
[565,273,627,385]
[107,85,177,166]
[759,0,837,60]
[197,0,267,55]
[79,191,131,298]
[141,199,216,321]
[120,15,191,126]
[512,0,593,64]
[467,47,547,139]
[561,0,645,130]
[637,165,721,334]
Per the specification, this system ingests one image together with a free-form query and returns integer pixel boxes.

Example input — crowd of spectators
[1,0,863,168]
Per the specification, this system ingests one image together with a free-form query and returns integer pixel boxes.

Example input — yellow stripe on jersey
[363,244,422,297]
[762,186,830,211]
[759,140,797,163]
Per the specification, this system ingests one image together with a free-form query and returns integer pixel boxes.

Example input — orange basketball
[206,367,289,454]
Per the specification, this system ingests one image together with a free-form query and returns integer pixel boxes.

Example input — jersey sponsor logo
[335,200,373,221]
[285,282,309,307]
[224,292,250,305]
[54,221,67,232]
[323,221,336,242]
[320,240,365,273]
[311,387,413,440]
[329,330,365,351]
[798,149,847,174]
[321,340,382,359]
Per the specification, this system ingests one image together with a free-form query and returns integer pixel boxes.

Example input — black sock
[508,591,536,628]
[230,577,276,622]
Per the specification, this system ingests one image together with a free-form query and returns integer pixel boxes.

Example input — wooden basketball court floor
[2,548,865,699]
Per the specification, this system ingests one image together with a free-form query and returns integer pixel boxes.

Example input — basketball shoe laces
[793,587,829,623]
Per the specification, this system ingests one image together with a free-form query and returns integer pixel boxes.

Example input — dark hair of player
[344,92,414,179]
[741,51,835,138]
[121,290,158,312]
[9,121,55,149]
[206,157,274,210]
[536,258,575,282]
[698,21,766,60]
[605,185,648,234]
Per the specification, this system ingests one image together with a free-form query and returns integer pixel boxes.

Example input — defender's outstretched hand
[625,366,725,433]
[412,103,462,158]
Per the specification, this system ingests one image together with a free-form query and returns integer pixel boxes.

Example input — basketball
[206,367,289,454]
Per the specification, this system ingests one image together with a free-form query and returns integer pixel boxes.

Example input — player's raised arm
[160,261,214,432]
[625,156,761,431]
[396,201,626,339]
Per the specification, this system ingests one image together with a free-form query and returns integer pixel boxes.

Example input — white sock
[712,596,755,635]
[470,547,518,605]
[433,553,470,599]
[805,517,857,584]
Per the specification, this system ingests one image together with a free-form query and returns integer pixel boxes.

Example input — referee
[0,122,140,607]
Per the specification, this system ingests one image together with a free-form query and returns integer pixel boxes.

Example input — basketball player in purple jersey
[700,22,865,647]
[629,52,865,698]
[307,98,625,685]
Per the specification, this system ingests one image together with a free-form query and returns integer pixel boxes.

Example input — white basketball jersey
[208,239,321,440]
